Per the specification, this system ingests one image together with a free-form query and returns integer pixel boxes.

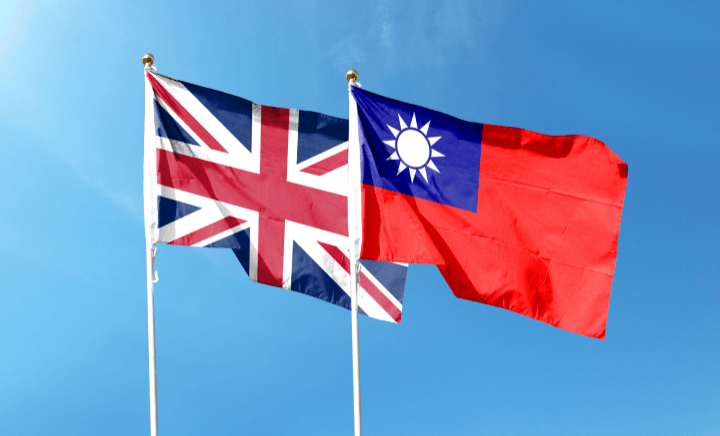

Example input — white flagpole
[145,248,158,436]
[142,53,160,436]
[346,69,362,436]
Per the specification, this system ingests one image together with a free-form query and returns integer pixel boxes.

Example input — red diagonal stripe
[300,149,348,176]
[318,241,352,272]
[317,242,402,323]
[359,271,402,323]
[147,73,228,154]
[169,216,245,246]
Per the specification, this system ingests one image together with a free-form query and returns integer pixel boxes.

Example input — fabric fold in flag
[352,86,627,338]
[146,72,407,323]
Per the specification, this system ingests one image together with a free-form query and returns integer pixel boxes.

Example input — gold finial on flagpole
[346,69,359,83]
[142,53,155,67]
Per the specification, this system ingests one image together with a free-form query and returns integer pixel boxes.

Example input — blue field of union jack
[147,72,407,323]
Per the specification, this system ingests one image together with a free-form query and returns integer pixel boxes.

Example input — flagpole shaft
[146,248,159,436]
[347,70,362,436]
[350,266,362,436]
[143,55,160,436]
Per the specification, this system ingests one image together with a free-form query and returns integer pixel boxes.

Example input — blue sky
[0,0,718,434]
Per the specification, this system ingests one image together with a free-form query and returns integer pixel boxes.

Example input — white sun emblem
[384,112,444,183]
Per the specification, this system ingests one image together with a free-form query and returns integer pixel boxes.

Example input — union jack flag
[144,72,406,323]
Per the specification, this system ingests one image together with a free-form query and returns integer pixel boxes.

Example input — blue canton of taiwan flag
[146,73,407,323]
[353,87,483,213]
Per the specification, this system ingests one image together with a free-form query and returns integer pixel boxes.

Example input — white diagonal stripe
[152,74,260,173]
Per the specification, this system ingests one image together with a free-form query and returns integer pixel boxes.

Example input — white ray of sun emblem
[383,112,444,183]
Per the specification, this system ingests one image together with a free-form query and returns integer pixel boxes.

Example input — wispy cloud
[377,0,396,62]
[371,0,503,70]
[68,161,143,222]
[330,33,368,71]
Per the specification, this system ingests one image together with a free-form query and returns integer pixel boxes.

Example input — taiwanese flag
[352,87,628,339]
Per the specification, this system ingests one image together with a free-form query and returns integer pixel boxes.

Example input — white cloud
[330,34,368,71]
[68,161,143,221]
